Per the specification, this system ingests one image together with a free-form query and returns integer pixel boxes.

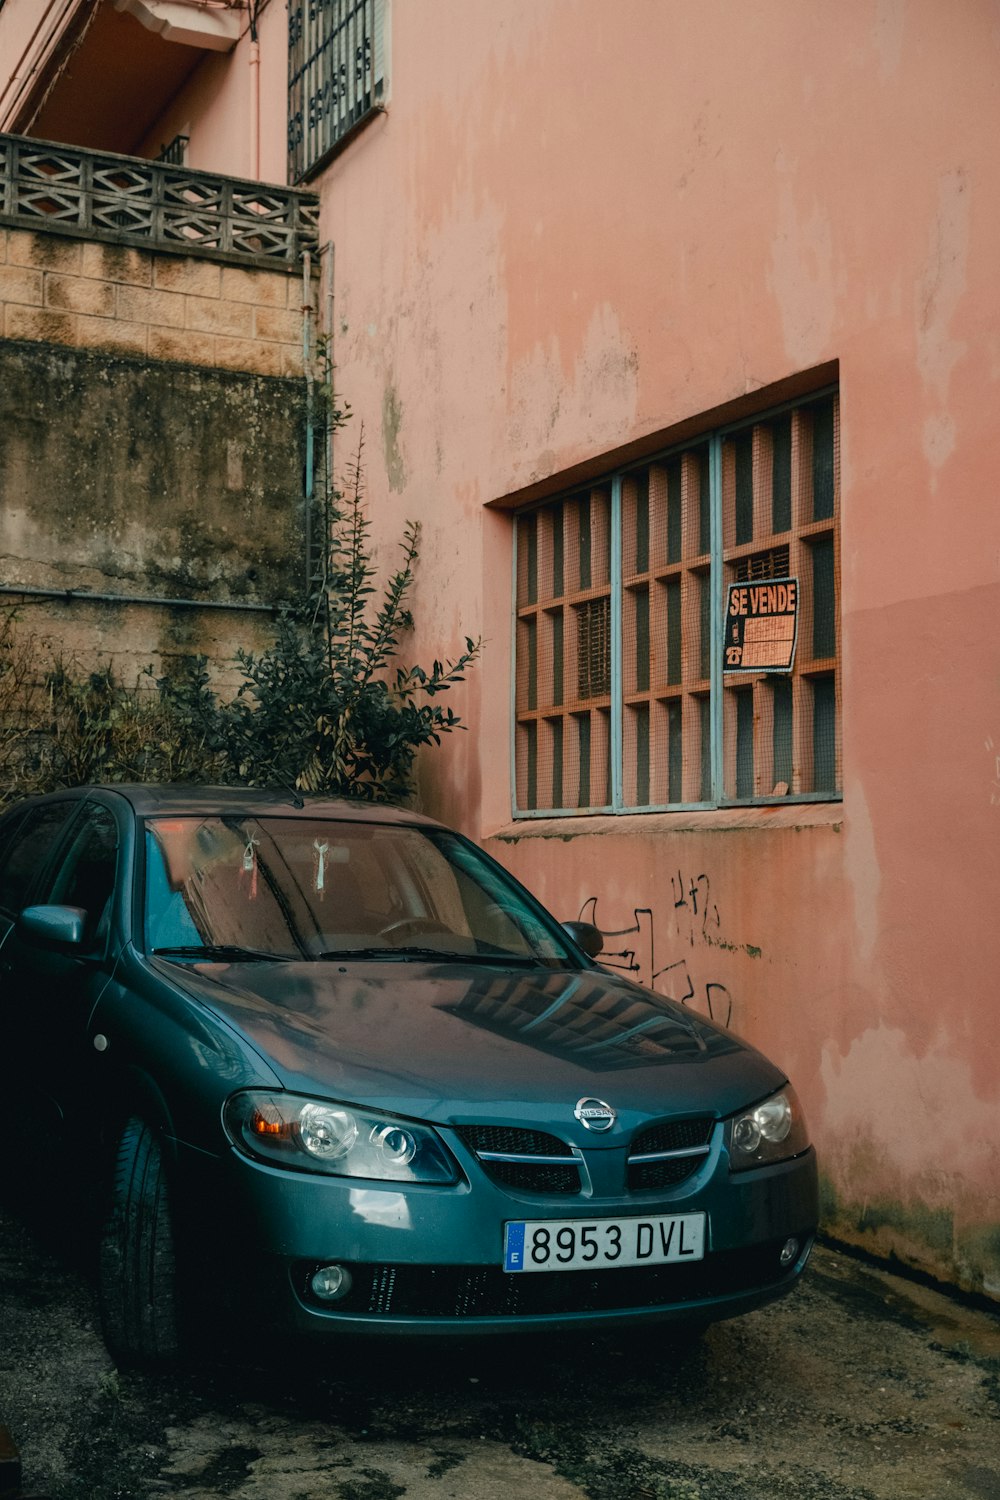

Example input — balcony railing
[0,133,319,271]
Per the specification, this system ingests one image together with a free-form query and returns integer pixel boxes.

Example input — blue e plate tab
[503,1221,526,1272]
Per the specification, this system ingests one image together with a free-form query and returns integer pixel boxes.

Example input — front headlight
[223,1091,457,1183]
[725,1084,810,1172]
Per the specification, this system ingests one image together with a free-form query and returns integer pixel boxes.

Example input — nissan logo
[574,1097,617,1132]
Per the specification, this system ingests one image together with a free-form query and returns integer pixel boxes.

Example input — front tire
[99,1117,179,1365]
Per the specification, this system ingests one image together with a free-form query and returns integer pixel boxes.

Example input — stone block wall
[0,224,312,689]
[0,227,306,376]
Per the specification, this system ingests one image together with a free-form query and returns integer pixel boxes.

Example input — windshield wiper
[314,945,539,965]
[151,944,283,963]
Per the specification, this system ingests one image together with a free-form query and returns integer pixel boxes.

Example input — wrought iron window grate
[156,135,190,167]
[288,0,384,181]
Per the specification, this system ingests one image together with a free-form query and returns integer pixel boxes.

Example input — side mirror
[562,920,604,958]
[18,904,88,949]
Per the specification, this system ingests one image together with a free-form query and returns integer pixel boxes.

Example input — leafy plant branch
[0,381,480,808]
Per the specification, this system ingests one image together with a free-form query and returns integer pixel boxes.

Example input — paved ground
[1,1190,999,1500]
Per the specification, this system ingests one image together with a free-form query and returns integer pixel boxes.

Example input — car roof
[7,784,443,828]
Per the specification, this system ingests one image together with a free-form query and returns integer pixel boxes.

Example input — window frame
[287,0,386,183]
[0,798,82,916]
[41,800,120,951]
[510,385,841,819]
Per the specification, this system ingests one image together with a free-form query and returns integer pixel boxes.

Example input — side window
[0,809,27,867]
[0,802,80,916]
[45,804,119,946]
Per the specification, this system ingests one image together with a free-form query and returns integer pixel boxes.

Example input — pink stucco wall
[312,0,1000,1297]
[6,0,998,1296]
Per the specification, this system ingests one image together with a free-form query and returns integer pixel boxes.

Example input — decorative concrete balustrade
[0,133,319,272]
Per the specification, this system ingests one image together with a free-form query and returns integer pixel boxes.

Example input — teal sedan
[0,786,818,1364]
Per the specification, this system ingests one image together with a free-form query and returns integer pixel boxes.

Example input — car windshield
[143,816,580,967]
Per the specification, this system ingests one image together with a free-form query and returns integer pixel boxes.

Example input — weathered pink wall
[305,0,1000,1298]
[0,1,68,129]
[5,0,998,1296]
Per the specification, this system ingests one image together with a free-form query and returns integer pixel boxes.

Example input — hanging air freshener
[313,839,329,896]
[241,832,260,900]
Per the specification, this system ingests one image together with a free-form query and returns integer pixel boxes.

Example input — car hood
[154,957,785,1129]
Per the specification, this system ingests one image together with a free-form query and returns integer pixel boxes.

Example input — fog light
[310,1264,352,1302]
[779,1237,799,1267]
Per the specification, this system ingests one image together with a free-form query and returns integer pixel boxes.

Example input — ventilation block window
[513,389,841,815]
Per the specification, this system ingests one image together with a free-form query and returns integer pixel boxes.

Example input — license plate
[503,1213,706,1273]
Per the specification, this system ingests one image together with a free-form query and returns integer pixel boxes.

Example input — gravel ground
[1,1189,999,1500]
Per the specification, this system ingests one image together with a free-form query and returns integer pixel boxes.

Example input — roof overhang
[113,0,241,52]
[0,0,245,154]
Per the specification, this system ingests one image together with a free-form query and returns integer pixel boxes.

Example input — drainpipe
[245,0,261,178]
[321,239,335,529]
[248,34,260,178]
[301,246,334,596]
[303,250,315,592]
[0,584,274,613]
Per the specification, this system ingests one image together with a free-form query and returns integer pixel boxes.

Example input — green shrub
[167,431,480,800]
[0,432,479,807]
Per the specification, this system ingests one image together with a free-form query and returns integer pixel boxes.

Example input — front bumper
[180,1134,819,1338]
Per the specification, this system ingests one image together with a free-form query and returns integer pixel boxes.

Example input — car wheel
[99,1117,179,1365]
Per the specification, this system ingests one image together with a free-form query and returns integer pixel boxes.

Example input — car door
[0,797,123,1143]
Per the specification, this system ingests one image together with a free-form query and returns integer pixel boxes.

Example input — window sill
[297,105,386,183]
[490,800,843,843]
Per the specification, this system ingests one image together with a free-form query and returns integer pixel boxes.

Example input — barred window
[513,389,841,815]
[288,0,385,182]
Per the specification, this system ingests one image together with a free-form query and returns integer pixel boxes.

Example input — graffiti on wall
[667,869,721,947]
[578,869,747,1028]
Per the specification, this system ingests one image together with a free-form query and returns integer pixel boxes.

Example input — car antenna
[280,783,305,809]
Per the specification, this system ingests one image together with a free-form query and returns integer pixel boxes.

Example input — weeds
[0,430,479,809]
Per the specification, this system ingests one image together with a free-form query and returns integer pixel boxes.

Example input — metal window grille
[515,487,613,812]
[577,598,611,698]
[733,545,790,582]
[513,389,840,815]
[288,0,384,182]
[156,135,189,166]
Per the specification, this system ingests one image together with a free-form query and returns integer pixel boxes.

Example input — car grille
[455,1125,581,1195]
[627,1118,714,1191]
[453,1119,716,1195]
[296,1239,801,1318]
